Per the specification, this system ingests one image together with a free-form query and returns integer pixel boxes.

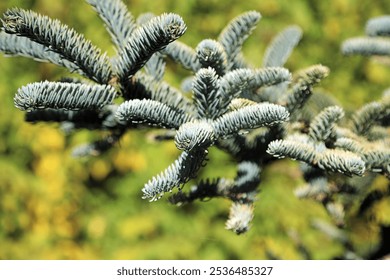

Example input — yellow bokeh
[113,247,145,260]
[31,219,51,241]
[87,215,107,239]
[30,126,65,154]
[90,159,112,181]
[258,1,280,16]
[263,237,303,259]
[113,150,147,173]
[365,61,390,84]
[32,153,68,201]
[370,198,390,225]
[117,215,157,240]
[34,153,63,178]
[324,19,341,40]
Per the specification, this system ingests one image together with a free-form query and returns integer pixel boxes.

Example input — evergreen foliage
[0,0,389,259]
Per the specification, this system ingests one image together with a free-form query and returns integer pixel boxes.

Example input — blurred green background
[0,0,389,259]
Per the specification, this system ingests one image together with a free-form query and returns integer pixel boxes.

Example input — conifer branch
[196,39,227,76]
[86,0,136,50]
[213,103,289,138]
[2,8,113,84]
[308,106,344,142]
[225,203,254,234]
[192,67,221,119]
[142,149,208,201]
[334,137,365,154]
[115,13,186,85]
[352,101,386,135]
[14,81,116,111]
[363,150,390,172]
[335,138,390,173]
[174,121,215,151]
[131,13,167,82]
[218,11,261,70]
[341,37,390,56]
[274,135,366,177]
[133,12,167,81]
[365,15,390,37]
[317,149,365,176]
[0,32,80,72]
[263,25,302,67]
[284,64,330,113]
[116,99,193,129]
[267,139,317,163]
